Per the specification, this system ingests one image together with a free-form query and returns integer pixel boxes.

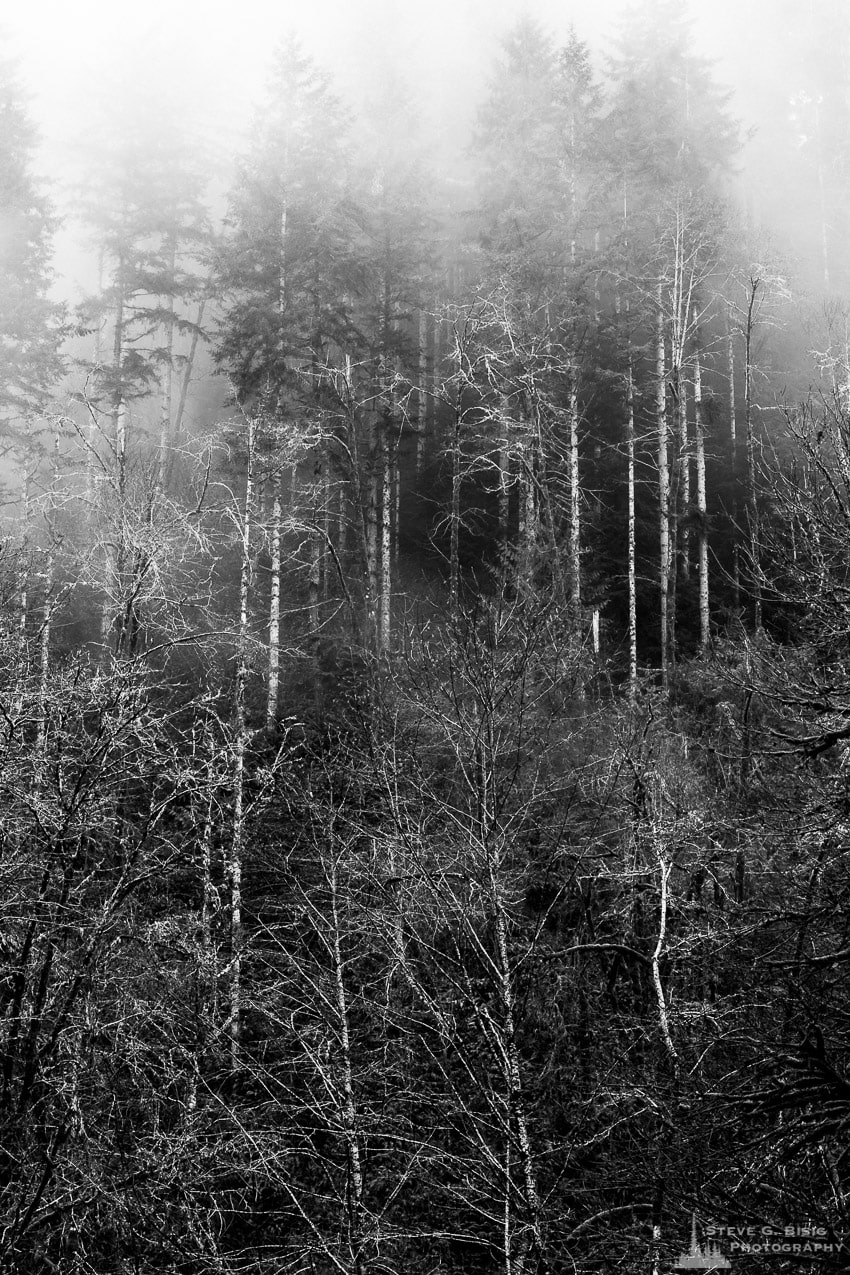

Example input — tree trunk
[87,247,105,505]
[497,395,511,544]
[693,309,709,651]
[18,469,29,646]
[379,424,391,650]
[35,540,53,787]
[517,407,537,591]
[667,368,680,667]
[157,237,176,492]
[309,445,323,649]
[569,372,581,616]
[167,298,207,489]
[113,267,126,504]
[476,706,545,1275]
[656,286,670,688]
[814,96,831,291]
[727,310,740,612]
[323,461,333,601]
[744,277,762,628]
[229,411,255,1063]
[417,306,430,476]
[493,880,545,1275]
[366,432,379,645]
[651,845,678,1073]
[35,430,60,787]
[266,468,281,732]
[678,372,690,580]
[102,263,127,654]
[341,355,377,646]
[328,857,367,1275]
[449,405,462,615]
[627,361,638,698]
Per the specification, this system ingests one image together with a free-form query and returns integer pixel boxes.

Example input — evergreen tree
[71,88,211,655]
[606,3,739,672]
[474,17,563,292]
[216,38,355,401]
[555,27,604,267]
[349,83,437,648]
[0,50,62,431]
[606,1,737,200]
[76,97,210,449]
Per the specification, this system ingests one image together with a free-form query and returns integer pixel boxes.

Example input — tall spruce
[217,40,356,690]
[607,1,737,674]
[0,52,62,433]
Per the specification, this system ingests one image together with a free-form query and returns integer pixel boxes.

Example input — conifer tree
[72,83,211,654]
[217,40,356,687]
[352,86,435,648]
[474,20,600,611]
[216,38,354,399]
[0,51,63,435]
[76,107,210,464]
[607,2,737,674]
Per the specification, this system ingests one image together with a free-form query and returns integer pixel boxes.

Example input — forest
[2,1,850,1270]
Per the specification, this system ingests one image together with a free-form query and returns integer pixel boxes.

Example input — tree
[474,18,562,290]
[347,86,435,650]
[606,3,737,677]
[76,91,210,460]
[0,643,214,1271]
[217,39,358,697]
[71,84,211,655]
[0,51,63,439]
[474,22,603,621]
[216,38,354,400]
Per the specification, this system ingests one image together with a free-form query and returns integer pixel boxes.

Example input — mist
[7,0,845,310]
[5,4,850,1271]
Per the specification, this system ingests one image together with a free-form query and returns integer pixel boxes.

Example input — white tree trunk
[693,312,709,650]
[266,468,281,731]
[727,310,741,612]
[157,238,176,492]
[87,247,106,505]
[35,429,60,785]
[18,469,29,645]
[417,307,429,476]
[380,427,391,649]
[229,411,255,1063]
[329,857,366,1275]
[656,287,670,688]
[102,272,127,654]
[744,279,762,628]
[175,299,206,440]
[366,437,379,644]
[627,362,638,697]
[309,446,322,646]
[449,408,462,614]
[570,375,581,614]
[678,373,690,580]
[497,395,511,543]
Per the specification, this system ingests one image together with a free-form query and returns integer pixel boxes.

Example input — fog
[5,0,848,312]
[5,3,804,196]
[5,17,850,1262]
